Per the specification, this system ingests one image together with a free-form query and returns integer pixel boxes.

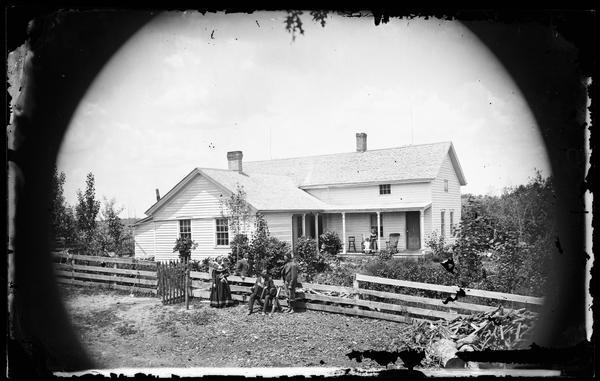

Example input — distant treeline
[457,171,556,296]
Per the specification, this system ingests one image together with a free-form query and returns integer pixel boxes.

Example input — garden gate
[157,260,188,305]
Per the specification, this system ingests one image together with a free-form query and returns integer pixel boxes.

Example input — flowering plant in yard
[172,236,198,263]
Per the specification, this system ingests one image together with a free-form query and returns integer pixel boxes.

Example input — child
[247,270,276,315]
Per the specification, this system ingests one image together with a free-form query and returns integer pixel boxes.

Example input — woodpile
[400,306,538,367]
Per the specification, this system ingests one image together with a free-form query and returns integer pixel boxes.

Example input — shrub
[189,257,212,272]
[228,233,251,271]
[246,213,291,277]
[319,231,342,256]
[376,248,393,261]
[312,262,355,287]
[172,236,199,263]
[362,258,456,298]
[424,231,452,262]
[294,236,336,282]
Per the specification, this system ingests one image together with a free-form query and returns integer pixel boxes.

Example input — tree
[249,213,270,273]
[457,172,556,296]
[220,183,252,262]
[75,172,101,247]
[99,197,125,254]
[49,167,76,246]
[490,172,556,296]
[452,196,493,287]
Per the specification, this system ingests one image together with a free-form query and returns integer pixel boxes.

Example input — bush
[376,248,393,261]
[312,262,355,287]
[294,236,337,282]
[319,231,342,255]
[172,236,199,263]
[246,213,291,278]
[424,231,452,262]
[362,258,456,298]
[189,258,212,272]
[228,233,251,271]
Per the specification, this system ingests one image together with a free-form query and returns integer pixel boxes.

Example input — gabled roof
[143,167,330,216]
[141,141,466,218]
[243,141,467,187]
[199,168,330,211]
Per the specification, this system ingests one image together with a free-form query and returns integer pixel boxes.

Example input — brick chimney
[356,132,367,152]
[227,151,243,172]
[155,188,161,202]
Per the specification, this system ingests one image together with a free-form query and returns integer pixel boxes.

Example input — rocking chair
[386,233,401,254]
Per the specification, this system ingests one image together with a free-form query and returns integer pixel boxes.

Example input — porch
[291,203,431,255]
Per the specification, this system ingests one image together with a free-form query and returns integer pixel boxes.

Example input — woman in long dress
[210,257,234,308]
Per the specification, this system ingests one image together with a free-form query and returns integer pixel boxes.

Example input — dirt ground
[59,285,416,369]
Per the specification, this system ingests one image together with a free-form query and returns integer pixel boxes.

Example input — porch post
[342,212,347,254]
[302,213,306,237]
[315,213,320,252]
[420,209,425,251]
[377,211,382,252]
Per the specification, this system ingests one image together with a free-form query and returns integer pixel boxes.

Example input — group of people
[208,253,299,316]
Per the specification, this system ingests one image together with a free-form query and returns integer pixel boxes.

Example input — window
[215,218,229,246]
[370,214,384,237]
[440,211,446,237]
[379,184,391,195]
[450,211,454,236]
[179,219,191,240]
[444,179,449,192]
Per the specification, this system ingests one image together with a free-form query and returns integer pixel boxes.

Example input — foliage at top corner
[284,10,329,41]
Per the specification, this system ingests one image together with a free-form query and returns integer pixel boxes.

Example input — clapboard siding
[190,218,230,260]
[134,222,155,258]
[154,220,179,261]
[153,174,226,220]
[430,154,462,242]
[382,212,406,251]
[263,212,293,244]
[324,213,342,234]
[344,213,371,243]
[306,182,431,206]
[424,207,432,241]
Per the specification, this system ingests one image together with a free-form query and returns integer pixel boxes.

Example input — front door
[406,211,421,250]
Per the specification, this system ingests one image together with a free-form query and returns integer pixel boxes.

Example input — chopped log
[430,338,460,368]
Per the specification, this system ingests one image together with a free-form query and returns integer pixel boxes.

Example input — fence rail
[355,274,544,306]
[53,254,543,323]
[189,272,542,323]
[53,252,157,267]
[53,253,157,294]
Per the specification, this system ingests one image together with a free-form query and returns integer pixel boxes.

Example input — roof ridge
[244,141,452,164]
[197,167,231,171]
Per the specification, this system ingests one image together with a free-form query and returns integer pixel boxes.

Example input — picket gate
[157,261,188,305]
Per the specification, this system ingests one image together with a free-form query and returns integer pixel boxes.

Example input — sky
[57,11,551,219]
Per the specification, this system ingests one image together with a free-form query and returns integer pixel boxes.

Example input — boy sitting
[247,270,276,315]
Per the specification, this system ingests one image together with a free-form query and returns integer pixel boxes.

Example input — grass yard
[59,285,414,369]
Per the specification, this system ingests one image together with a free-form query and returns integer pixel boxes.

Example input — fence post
[113,263,118,290]
[185,265,189,310]
[353,274,360,311]
[69,254,74,284]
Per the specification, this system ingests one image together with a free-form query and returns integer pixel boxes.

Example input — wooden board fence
[51,253,543,324]
[355,274,544,306]
[188,271,543,323]
[52,253,158,294]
